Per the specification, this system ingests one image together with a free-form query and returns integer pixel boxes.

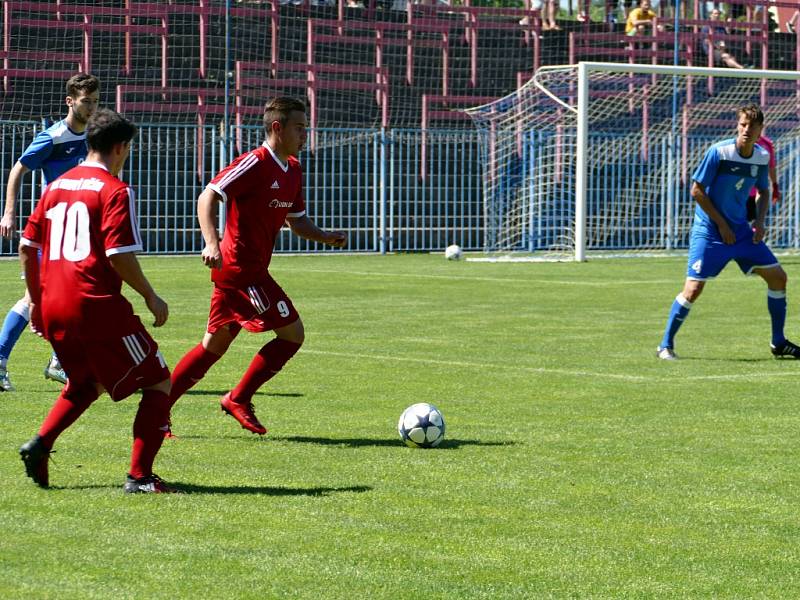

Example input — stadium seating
[2,1,168,84]
[235,58,390,150]
[0,0,797,128]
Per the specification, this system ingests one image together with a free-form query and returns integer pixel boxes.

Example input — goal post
[467,62,800,261]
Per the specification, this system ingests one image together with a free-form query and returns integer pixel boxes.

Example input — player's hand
[719,223,736,245]
[325,230,347,248]
[202,242,222,270]
[0,212,15,239]
[146,294,169,327]
[752,223,766,244]
[772,182,781,204]
[28,303,43,337]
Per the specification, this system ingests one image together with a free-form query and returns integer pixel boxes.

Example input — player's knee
[770,268,788,289]
[277,318,304,345]
[203,326,237,356]
[146,377,171,397]
[11,298,30,319]
[682,280,704,302]
[63,379,101,407]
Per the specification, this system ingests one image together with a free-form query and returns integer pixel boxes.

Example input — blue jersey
[691,138,770,241]
[18,119,88,185]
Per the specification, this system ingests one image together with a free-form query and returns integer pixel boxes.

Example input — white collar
[262,142,289,173]
[80,160,109,172]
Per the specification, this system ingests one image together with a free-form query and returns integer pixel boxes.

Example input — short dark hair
[737,103,764,126]
[263,96,306,131]
[86,108,137,154]
[66,73,100,98]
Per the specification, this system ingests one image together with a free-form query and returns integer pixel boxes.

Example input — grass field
[2,253,800,598]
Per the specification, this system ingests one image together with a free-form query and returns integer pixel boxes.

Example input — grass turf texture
[2,253,800,598]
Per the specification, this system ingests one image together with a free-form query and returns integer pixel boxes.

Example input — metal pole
[224,0,232,164]
[575,62,588,262]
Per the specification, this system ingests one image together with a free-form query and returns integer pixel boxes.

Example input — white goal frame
[573,62,800,262]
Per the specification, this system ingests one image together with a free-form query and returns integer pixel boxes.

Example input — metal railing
[4,120,797,258]
[0,122,487,256]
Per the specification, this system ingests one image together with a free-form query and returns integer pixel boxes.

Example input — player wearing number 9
[166,96,347,436]
[17,108,179,493]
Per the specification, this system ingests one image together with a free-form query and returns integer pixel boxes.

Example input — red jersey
[21,161,143,341]
[207,142,306,288]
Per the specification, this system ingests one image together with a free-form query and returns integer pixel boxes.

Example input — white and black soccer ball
[445,244,462,261]
[397,403,445,448]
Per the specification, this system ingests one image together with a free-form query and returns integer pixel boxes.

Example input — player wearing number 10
[657,103,800,360]
[18,108,178,493]
[167,97,347,435]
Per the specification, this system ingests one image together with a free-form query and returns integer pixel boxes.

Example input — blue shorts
[686,230,780,280]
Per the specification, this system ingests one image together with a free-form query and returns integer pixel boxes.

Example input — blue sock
[659,294,692,350]
[0,300,30,360]
[767,289,787,347]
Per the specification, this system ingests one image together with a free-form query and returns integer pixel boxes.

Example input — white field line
[280,267,674,287]
[300,348,797,383]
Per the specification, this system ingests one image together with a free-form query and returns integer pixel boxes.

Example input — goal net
[466,62,800,261]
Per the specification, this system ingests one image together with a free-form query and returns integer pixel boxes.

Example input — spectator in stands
[698,2,721,20]
[520,0,560,31]
[538,0,561,31]
[728,0,744,21]
[701,8,744,69]
[625,0,658,35]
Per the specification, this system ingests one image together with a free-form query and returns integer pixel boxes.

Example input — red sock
[231,338,301,404]
[169,343,221,407]
[38,383,100,449]
[130,389,170,479]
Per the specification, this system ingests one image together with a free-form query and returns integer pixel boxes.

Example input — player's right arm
[0,161,31,238]
[691,181,735,244]
[197,187,223,270]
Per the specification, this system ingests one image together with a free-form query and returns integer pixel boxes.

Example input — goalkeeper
[657,103,800,360]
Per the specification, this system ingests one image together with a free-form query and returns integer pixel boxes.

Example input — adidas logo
[271,180,280,189]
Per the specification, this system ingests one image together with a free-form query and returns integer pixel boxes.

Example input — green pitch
[2,253,800,598]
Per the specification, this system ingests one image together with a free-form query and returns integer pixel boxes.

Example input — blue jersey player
[0,74,100,391]
[657,103,800,360]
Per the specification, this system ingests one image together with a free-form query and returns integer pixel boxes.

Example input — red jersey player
[18,108,178,493]
[168,96,346,435]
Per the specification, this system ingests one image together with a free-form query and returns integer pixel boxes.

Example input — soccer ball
[445,244,462,261]
[397,403,445,448]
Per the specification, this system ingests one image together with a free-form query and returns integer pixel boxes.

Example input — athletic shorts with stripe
[207,274,299,334]
[52,319,169,402]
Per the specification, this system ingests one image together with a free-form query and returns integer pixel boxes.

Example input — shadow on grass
[48,483,372,496]
[274,436,517,449]
[171,483,371,496]
[676,356,770,363]
[182,390,304,398]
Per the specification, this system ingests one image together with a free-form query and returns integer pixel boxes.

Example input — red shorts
[52,320,170,402]
[207,274,299,334]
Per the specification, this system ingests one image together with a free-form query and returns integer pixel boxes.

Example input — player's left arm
[109,252,169,327]
[752,161,771,243]
[18,193,46,334]
[286,215,347,248]
[752,186,771,244]
[769,165,780,204]
[19,243,43,334]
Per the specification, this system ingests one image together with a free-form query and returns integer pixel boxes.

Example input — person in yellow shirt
[626,0,657,35]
